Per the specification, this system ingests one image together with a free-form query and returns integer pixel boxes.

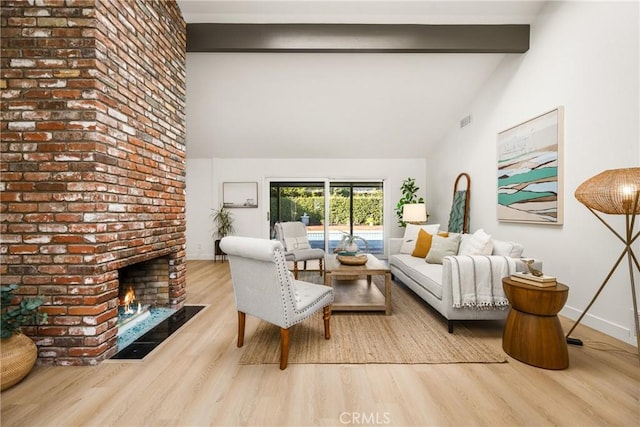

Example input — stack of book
[510,272,557,287]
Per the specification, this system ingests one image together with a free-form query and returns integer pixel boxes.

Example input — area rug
[239,274,507,365]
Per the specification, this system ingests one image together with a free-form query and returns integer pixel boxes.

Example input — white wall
[185,158,214,259]
[186,157,427,259]
[428,1,639,345]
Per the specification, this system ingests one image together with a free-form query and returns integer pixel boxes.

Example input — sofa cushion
[458,229,493,256]
[390,254,444,299]
[426,234,461,264]
[492,239,525,258]
[409,262,444,299]
[400,223,440,254]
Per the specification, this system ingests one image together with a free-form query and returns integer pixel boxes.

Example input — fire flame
[121,287,139,314]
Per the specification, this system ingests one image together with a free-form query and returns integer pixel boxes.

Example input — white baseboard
[562,304,637,347]
[186,251,214,261]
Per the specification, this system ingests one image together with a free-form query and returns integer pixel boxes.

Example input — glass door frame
[263,178,331,249]
[328,179,385,254]
[264,177,387,255]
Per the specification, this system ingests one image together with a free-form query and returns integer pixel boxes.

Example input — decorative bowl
[336,254,368,265]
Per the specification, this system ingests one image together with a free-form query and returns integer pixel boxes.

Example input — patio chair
[274,221,325,279]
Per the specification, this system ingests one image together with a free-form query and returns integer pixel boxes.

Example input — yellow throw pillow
[411,230,450,257]
[411,229,434,258]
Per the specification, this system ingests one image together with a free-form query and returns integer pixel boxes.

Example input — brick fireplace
[0,0,187,365]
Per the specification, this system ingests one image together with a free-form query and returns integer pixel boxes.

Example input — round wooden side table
[502,277,569,370]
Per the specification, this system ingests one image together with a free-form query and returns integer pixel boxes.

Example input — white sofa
[388,225,541,333]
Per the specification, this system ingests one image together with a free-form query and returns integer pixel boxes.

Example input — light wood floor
[1,260,639,427]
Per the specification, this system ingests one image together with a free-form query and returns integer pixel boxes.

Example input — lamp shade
[402,203,427,223]
[574,167,640,214]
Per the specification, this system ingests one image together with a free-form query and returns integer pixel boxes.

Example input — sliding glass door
[328,182,384,254]
[269,180,384,254]
[269,182,326,249]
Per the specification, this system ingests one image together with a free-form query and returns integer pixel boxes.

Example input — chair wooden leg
[323,306,331,339]
[319,257,323,276]
[237,311,246,347]
[280,328,290,370]
[293,261,299,279]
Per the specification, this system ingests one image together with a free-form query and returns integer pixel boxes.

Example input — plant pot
[1,333,38,391]
[344,242,360,253]
[214,239,225,256]
[214,239,227,262]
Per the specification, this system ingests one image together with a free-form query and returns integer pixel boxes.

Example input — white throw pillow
[458,229,494,256]
[491,239,514,257]
[510,242,525,258]
[425,234,461,264]
[400,223,440,254]
[491,239,525,258]
[284,236,310,251]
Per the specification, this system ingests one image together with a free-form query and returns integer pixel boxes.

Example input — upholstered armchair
[220,236,334,370]
[273,221,325,279]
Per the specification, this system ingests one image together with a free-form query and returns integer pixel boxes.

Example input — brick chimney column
[1,0,187,365]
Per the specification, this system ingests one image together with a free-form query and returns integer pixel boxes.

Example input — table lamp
[567,167,640,359]
[402,203,427,224]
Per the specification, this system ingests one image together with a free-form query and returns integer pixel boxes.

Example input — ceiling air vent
[460,115,472,128]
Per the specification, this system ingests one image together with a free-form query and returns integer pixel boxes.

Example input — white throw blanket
[448,255,515,309]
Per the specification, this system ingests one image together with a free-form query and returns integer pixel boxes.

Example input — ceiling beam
[186,23,529,53]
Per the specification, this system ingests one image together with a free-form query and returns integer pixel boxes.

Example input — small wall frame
[223,182,258,208]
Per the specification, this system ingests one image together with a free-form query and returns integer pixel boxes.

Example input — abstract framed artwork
[497,107,564,224]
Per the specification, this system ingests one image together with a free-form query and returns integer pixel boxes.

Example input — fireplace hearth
[112,305,205,360]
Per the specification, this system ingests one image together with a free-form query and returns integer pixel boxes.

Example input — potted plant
[395,177,426,227]
[211,205,235,259]
[336,232,369,254]
[1,284,47,391]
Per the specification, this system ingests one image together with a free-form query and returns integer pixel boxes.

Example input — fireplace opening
[118,256,170,308]
[116,257,176,351]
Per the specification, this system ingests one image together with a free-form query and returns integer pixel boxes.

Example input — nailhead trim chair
[220,236,334,370]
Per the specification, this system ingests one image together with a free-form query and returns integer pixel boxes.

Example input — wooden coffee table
[324,253,392,315]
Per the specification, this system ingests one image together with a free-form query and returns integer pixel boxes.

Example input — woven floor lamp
[568,167,640,359]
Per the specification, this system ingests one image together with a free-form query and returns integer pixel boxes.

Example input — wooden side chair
[220,236,334,370]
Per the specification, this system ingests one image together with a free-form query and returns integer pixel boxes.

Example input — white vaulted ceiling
[178,1,547,158]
